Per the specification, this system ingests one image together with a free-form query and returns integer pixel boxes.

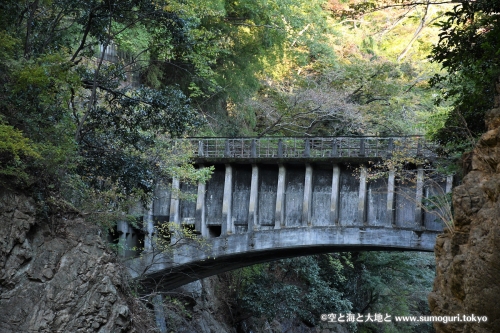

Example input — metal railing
[176,136,436,160]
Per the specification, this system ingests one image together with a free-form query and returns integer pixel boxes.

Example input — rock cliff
[0,190,153,332]
[428,90,500,332]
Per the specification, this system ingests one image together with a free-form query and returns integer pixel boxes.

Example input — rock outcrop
[429,95,500,332]
[0,190,152,332]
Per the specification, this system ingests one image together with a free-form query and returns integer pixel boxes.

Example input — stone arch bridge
[124,136,451,291]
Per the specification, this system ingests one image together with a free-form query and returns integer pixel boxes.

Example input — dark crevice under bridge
[124,136,451,291]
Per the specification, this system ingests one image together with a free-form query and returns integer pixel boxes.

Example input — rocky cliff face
[428,98,500,332]
[0,190,152,332]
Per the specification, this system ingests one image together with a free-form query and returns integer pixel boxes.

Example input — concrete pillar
[117,220,129,257]
[387,169,396,226]
[275,164,286,229]
[222,164,234,235]
[445,175,453,193]
[195,166,207,237]
[248,164,259,231]
[169,178,180,244]
[302,163,313,226]
[358,165,368,225]
[143,200,154,251]
[415,167,424,227]
[330,164,340,225]
[153,295,167,333]
[169,178,180,225]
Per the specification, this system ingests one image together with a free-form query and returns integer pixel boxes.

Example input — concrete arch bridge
[124,136,452,291]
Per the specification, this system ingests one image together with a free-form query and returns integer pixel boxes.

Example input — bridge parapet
[183,136,437,161]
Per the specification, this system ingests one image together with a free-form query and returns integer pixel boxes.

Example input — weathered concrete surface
[428,100,500,332]
[128,226,439,291]
[0,190,152,333]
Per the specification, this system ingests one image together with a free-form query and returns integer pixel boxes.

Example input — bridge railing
[182,136,436,160]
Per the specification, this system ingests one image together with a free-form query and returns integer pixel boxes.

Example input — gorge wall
[429,87,500,332]
[0,191,153,332]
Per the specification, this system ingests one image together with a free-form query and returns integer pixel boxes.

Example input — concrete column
[169,178,180,244]
[195,166,207,237]
[248,164,259,231]
[275,164,286,229]
[302,163,313,226]
[222,164,234,235]
[153,295,167,333]
[330,164,340,225]
[117,220,129,257]
[358,165,368,225]
[144,200,154,251]
[169,178,180,224]
[387,169,396,226]
[445,175,454,193]
[415,167,424,227]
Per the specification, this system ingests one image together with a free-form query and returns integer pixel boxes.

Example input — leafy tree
[429,1,500,144]
[0,0,217,223]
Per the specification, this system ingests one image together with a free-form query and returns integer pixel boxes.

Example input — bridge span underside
[129,226,440,291]
[123,137,450,290]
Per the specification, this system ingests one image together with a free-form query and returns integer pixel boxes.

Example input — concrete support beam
[169,178,180,225]
[275,164,286,229]
[248,164,259,231]
[387,169,396,227]
[446,175,454,194]
[303,163,313,226]
[358,165,368,225]
[117,221,128,257]
[330,164,340,225]
[144,200,154,251]
[222,164,234,235]
[195,166,207,237]
[415,167,424,227]
[153,295,167,333]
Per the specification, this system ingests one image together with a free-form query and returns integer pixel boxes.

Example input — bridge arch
[128,226,440,291]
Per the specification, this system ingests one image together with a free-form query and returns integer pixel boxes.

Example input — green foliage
[0,124,40,183]
[238,256,352,326]
[429,1,500,144]
[0,0,213,225]
[346,252,436,333]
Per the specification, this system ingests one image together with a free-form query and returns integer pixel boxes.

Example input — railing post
[359,138,366,157]
[417,138,423,156]
[278,139,283,158]
[224,139,231,157]
[251,139,257,158]
[303,138,310,157]
[198,140,204,157]
[387,138,394,158]
[331,139,339,157]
